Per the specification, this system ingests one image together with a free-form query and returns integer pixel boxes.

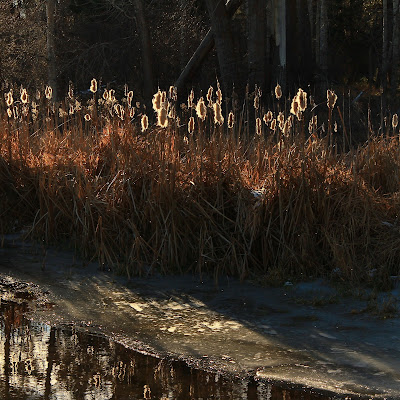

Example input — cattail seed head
[213,102,224,125]
[327,90,338,109]
[69,105,75,115]
[188,116,195,134]
[254,95,259,110]
[141,114,149,132]
[84,113,91,121]
[6,108,12,118]
[228,111,234,128]
[103,89,109,101]
[216,87,223,105]
[68,85,74,100]
[168,104,176,119]
[127,90,134,106]
[6,91,13,107]
[270,119,277,131]
[392,113,399,129]
[20,88,28,104]
[275,84,282,100]
[157,107,168,128]
[283,119,290,135]
[206,86,213,106]
[75,100,82,111]
[188,89,195,109]
[290,95,299,116]
[298,88,307,111]
[277,112,285,124]
[256,117,262,136]
[45,86,52,100]
[152,90,162,113]
[90,78,98,93]
[196,97,207,121]
[264,110,273,124]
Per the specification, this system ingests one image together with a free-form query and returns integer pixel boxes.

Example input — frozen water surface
[0,234,399,399]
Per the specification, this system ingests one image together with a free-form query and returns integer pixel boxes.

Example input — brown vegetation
[0,83,399,288]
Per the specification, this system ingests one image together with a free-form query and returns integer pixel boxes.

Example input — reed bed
[0,82,399,288]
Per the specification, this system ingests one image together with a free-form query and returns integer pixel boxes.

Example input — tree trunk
[175,0,243,91]
[382,0,389,96]
[319,0,328,77]
[247,0,266,90]
[132,0,154,102]
[392,0,400,100]
[46,0,57,101]
[205,0,237,94]
[275,0,287,87]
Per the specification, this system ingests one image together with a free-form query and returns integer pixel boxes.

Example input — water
[0,300,339,400]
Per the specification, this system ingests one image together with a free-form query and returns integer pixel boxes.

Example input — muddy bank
[0,234,399,399]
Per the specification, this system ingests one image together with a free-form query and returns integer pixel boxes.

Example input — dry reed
[0,84,399,288]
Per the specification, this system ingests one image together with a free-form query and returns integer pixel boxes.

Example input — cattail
[308,119,313,134]
[169,85,175,99]
[103,89,109,101]
[168,104,176,119]
[188,116,195,134]
[157,107,168,128]
[277,112,285,124]
[206,86,213,106]
[141,114,149,132]
[6,91,13,107]
[161,91,167,106]
[59,108,68,118]
[327,89,338,109]
[84,113,91,121]
[298,88,307,111]
[213,102,224,125]
[20,88,28,104]
[6,108,12,118]
[196,97,207,121]
[288,115,294,129]
[168,86,177,101]
[254,94,259,110]
[270,119,277,131]
[127,91,134,107]
[275,84,282,100]
[13,106,19,119]
[228,111,234,128]
[45,86,52,100]
[256,117,262,136]
[69,105,75,115]
[68,85,74,100]
[290,95,299,116]
[188,89,195,108]
[283,119,290,135]
[216,86,223,105]
[90,78,98,93]
[263,110,273,124]
[152,90,162,113]
[129,107,135,118]
[109,89,116,102]
[75,100,82,111]
[392,113,399,129]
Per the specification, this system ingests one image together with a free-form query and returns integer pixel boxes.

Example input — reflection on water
[0,301,332,400]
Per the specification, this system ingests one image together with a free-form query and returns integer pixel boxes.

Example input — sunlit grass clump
[1,80,400,288]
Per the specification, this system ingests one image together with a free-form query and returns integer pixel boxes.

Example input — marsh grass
[1,83,400,288]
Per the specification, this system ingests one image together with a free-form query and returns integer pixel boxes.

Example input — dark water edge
[0,300,343,400]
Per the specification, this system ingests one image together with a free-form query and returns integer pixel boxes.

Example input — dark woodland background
[0,0,398,109]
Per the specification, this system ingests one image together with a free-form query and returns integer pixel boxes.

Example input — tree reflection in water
[0,301,332,399]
